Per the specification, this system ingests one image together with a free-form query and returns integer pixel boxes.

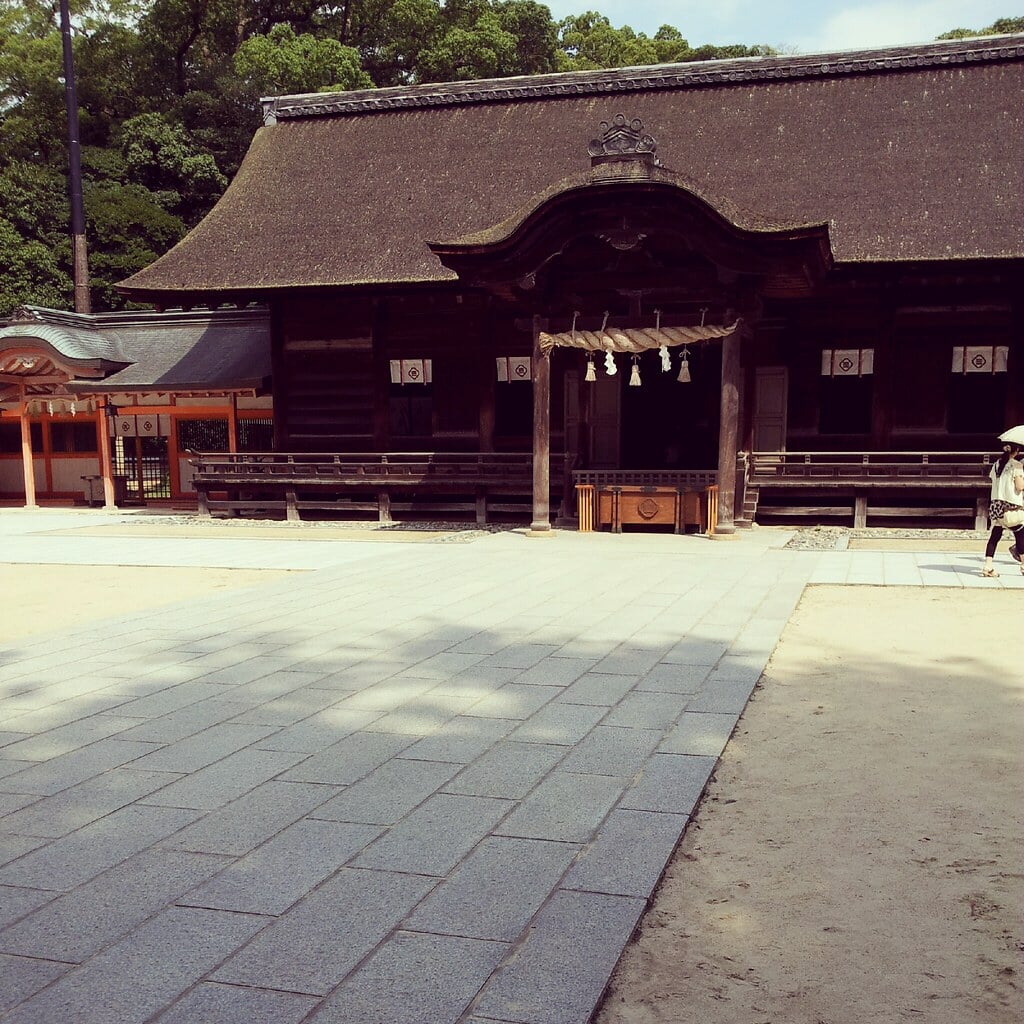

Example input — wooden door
[753,366,788,451]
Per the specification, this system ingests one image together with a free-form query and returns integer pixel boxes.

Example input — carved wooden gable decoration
[588,114,658,167]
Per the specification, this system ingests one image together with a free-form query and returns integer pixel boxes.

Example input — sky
[543,1,1018,52]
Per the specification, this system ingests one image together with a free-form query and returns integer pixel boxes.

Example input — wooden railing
[188,451,564,523]
[748,451,992,485]
[573,469,717,489]
[747,451,993,528]
[191,451,541,483]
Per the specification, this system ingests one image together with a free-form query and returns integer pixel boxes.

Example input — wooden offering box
[597,486,704,533]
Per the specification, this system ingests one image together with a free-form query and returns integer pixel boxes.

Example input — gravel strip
[784,526,986,550]
[113,510,515,543]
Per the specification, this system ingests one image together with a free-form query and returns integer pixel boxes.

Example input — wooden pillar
[479,310,496,453]
[96,398,117,508]
[530,316,551,533]
[715,325,742,535]
[1007,286,1024,427]
[134,434,144,504]
[269,302,287,451]
[19,393,38,508]
[871,294,896,449]
[372,300,390,450]
[227,394,239,453]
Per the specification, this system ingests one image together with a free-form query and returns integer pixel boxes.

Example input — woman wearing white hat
[981,438,1024,577]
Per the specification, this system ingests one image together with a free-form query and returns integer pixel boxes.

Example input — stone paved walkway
[0,511,1020,1024]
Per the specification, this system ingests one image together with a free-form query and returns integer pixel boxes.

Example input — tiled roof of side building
[0,307,270,391]
[118,34,1024,299]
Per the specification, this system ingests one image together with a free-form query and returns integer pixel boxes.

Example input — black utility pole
[59,0,90,313]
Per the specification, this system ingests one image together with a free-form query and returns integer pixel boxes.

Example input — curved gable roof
[120,35,1024,300]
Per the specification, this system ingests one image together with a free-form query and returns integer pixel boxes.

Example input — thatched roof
[119,35,1024,300]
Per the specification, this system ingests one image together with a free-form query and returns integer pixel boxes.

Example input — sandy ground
[598,587,1024,1024]
[0,564,291,643]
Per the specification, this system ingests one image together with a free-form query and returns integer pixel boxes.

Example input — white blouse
[990,457,1024,505]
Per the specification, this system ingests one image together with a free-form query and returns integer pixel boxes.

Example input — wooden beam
[530,315,551,533]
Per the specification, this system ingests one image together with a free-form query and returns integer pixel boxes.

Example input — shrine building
[3,34,1023,531]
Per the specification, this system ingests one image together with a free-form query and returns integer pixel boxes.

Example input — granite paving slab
[351,793,513,875]
[0,804,202,890]
[0,887,55,931]
[0,848,232,962]
[0,739,161,796]
[310,758,461,825]
[471,889,646,1024]
[178,819,382,915]
[159,780,341,855]
[0,953,71,1016]
[563,808,689,898]
[494,771,625,843]
[138,747,307,810]
[441,740,567,799]
[405,835,581,941]
[0,906,269,1024]
[151,983,319,1024]
[307,931,509,1024]
[211,867,438,995]
[0,768,181,839]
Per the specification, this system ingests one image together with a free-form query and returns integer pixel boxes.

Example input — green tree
[938,16,1024,39]
[0,218,73,316]
[85,181,186,309]
[557,11,658,71]
[417,8,519,80]
[234,22,372,93]
[117,112,228,215]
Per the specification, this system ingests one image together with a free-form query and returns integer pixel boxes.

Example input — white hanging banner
[496,356,532,382]
[821,349,873,376]
[115,415,137,437]
[389,359,432,384]
[137,414,160,437]
[952,345,1009,373]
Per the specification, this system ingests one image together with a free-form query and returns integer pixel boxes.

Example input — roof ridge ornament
[588,114,658,167]
[8,306,44,324]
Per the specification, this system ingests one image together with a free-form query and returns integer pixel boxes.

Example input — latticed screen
[238,417,273,451]
[113,436,170,499]
[176,417,273,452]
[177,419,228,452]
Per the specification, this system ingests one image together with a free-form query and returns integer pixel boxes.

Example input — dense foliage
[0,1,1019,314]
